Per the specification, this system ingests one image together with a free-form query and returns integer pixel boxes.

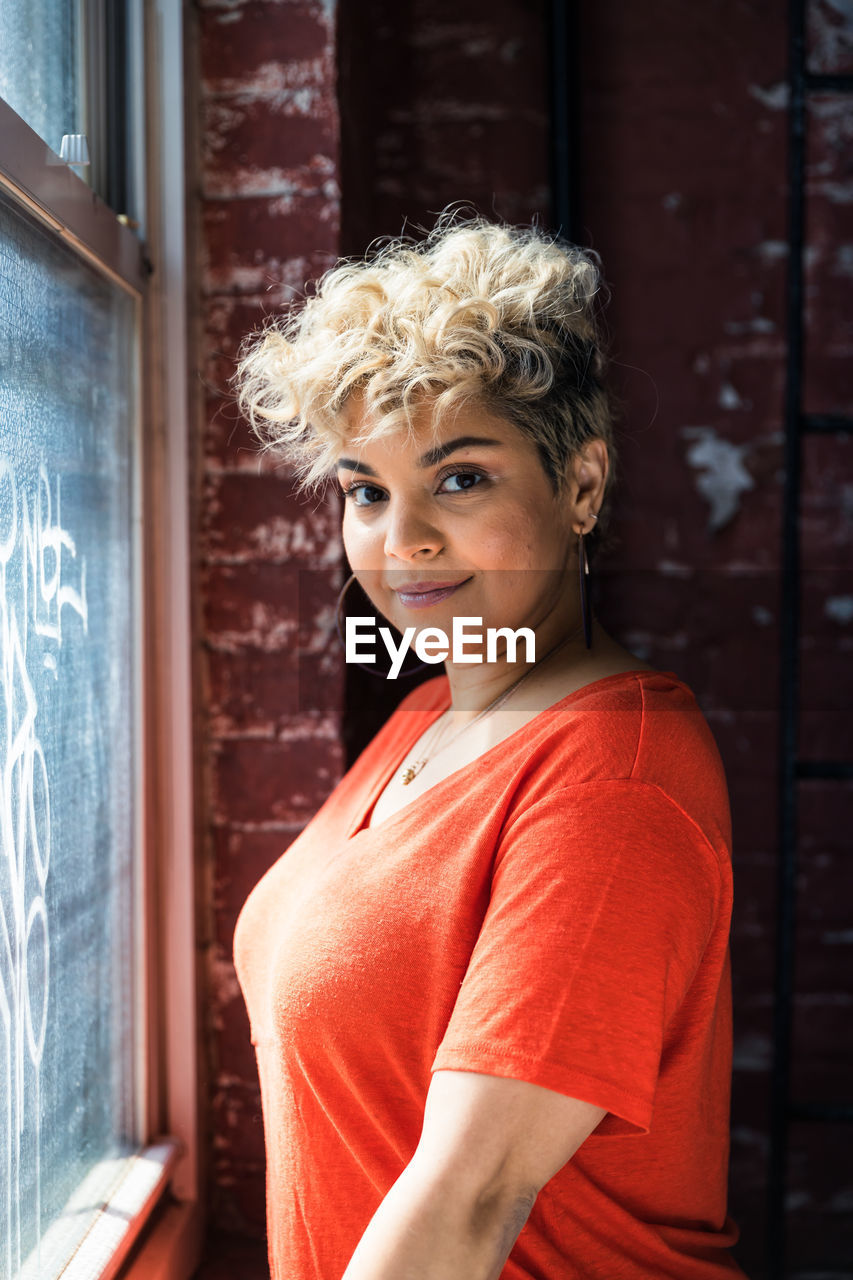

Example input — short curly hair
[235,211,617,549]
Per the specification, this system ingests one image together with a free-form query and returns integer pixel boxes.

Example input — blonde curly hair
[235,211,617,549]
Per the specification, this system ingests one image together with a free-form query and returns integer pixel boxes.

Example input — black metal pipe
[796,761,853,780]
[548,0,582,242]
[802,414,853,434]
[789,1101,853,1122]
[804,72,853,92]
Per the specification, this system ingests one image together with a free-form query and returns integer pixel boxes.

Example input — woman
[233,215,745,1279]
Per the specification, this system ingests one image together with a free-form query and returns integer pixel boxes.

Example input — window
[0,0,81,157]
[0,4,198,1278]
[0,182,140,1279]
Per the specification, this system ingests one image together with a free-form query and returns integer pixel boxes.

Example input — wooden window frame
[0,1,202,1276]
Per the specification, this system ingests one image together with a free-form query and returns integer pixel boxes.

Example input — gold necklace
[399,625,583,785]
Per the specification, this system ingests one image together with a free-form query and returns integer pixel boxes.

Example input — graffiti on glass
[0,461,87,1277]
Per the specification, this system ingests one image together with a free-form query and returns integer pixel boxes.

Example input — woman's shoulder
[530,666,705,750]
[552,666,720,760]
[519,668,733,857]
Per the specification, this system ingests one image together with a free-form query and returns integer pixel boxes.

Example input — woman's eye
[438,470,484,494]
[342,483,386,506]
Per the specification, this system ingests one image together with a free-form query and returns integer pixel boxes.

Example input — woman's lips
[394,578,471,609]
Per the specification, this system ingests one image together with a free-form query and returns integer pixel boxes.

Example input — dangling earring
[578,513,597,650]
[334,572,429,678]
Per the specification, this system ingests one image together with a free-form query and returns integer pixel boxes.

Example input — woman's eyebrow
[418,436,503,467]
[335,436,503,477]
[336,457,378,476]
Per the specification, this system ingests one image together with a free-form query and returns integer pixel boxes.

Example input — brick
[194,1232,270,1280]
[212,824,306,945]
[807,0,853,75]
[800,433,853,565]
[202,193,339,294]
[338,0,549,249]
[211,1076,266,1166]
[211,1002,262,1085]
[201,472,342,565]
[203,396,272,474]
[197,0,343,1236]
[209,1165,268,1238]
[727,1076,771,1276]
[212,736,343,824]
[381,117,547,193]
[786,1123,853,1270]
[202,294,274,392]
[590,425,784,571]
[594,569,783,714]
[210,558,340,639]
[203,559,340,640]
[202,98,337,193]
[200,1,330,85]
[791,1000,853,1101]
[206,643,343,735]
[804,96,853,416]
[799,578,853,758]
[201,294,297,471]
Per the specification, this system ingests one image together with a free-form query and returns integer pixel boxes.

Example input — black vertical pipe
[548,0,582,243]
[768,0,806,1274]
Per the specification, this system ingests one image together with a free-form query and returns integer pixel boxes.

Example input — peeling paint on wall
[656,559,694,577]
[733,1030,773,1071]
[719,381,750,410]
[199,0,344,1240]
[808,0,853,72]
[756,240,789,260]
[825,595,853,624]
[680,426,756,531]
[205,56,331,106]
[748,81,789,110]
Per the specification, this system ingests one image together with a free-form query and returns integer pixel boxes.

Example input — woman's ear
[566,439,608,534]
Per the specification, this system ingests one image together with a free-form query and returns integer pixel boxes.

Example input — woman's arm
[341,1069,606,1280]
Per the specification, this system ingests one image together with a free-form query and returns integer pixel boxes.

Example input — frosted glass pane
[0,189,139,1278]
[0,0,80,155]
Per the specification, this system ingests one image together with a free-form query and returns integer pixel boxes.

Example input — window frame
[0,1,201,1275]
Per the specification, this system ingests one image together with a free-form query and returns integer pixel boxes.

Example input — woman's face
[335,397,589,649]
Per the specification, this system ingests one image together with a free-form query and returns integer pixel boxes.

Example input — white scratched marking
[0,458,87,1278]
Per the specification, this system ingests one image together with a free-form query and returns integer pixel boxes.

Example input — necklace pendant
[401,760,424,785]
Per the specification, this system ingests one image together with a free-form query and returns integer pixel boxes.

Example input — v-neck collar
[345,668,686,840]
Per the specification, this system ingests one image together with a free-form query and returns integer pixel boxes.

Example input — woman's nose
[382,499,444,561]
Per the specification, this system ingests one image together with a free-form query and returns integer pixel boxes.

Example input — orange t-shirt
[234,670,746,1279]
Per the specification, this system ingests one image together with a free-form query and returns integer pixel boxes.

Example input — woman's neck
[440,612,598,724]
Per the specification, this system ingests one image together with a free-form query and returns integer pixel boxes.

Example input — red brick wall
[193,0,853,1271]
[196,0,344,1239]
[578,8,787,1273]
[576,5,852,1273]
[790,2,853,1269]
[337,0,553,755]
[337,0,550,255]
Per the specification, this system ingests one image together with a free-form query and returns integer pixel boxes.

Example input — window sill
[115,1193,203,1280]
[19,1139,202,1280]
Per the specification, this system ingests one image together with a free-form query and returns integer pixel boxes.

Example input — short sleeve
[431,779,721,1135]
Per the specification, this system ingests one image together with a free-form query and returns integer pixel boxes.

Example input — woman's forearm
[340,1155,536,1280]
